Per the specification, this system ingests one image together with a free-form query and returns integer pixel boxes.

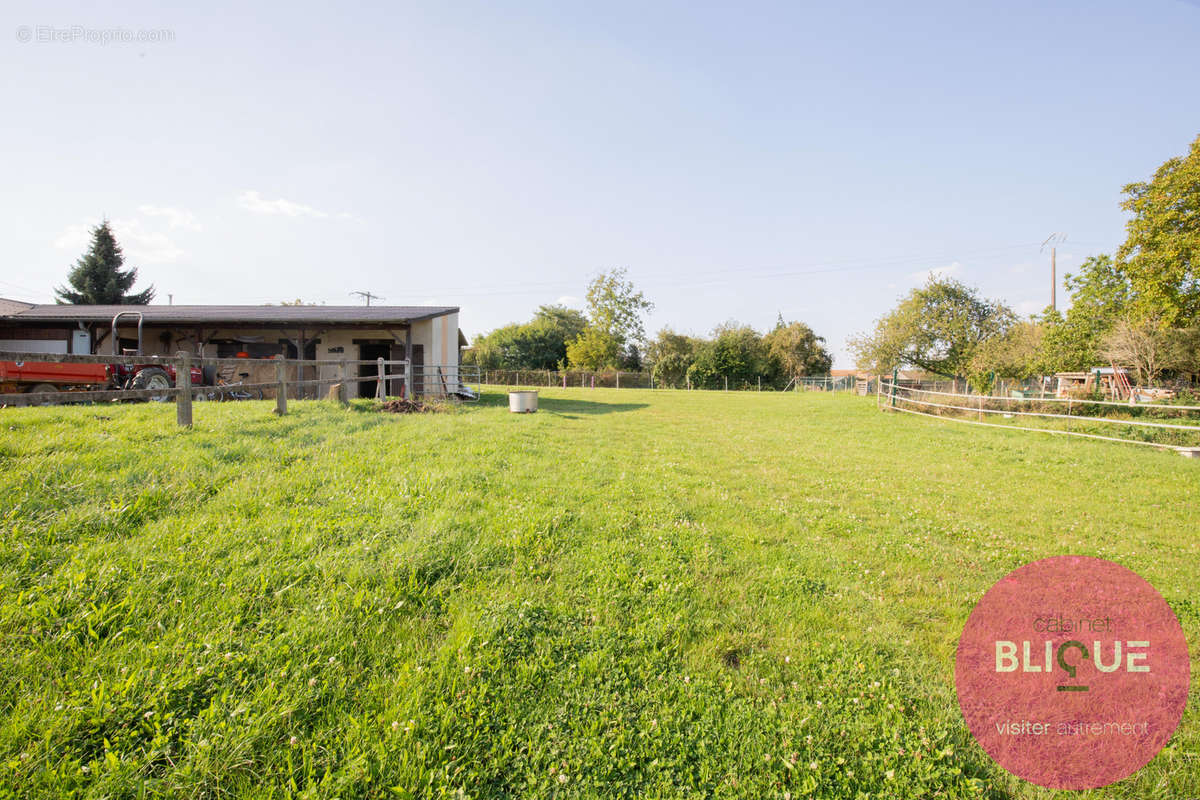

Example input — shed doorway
[358,342,391,398]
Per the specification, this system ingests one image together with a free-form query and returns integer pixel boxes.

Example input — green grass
[0,389,1196,799]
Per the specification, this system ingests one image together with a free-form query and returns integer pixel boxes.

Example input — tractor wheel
[27,383,60,405]
[131,367,173,402]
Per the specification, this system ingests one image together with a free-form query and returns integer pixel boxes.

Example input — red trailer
[0,358,110,395]
[1,312,205,402]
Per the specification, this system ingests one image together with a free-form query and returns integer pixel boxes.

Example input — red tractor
[0,311,207,402]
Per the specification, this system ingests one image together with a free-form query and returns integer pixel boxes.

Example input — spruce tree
[55,221,155,304]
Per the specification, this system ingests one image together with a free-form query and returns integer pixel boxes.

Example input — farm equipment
[0,311,207,402]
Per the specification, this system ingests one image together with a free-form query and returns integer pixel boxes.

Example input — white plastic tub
[508,390,538,413]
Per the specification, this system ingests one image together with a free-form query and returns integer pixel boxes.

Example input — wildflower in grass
[784,655,791,663]
[872,681,880,688]
[289,736,297,746]
[557,773,569,784]
[886,769,895,780]
[809,761,819,770]
[308,677,317,687]
[391,720,399,731]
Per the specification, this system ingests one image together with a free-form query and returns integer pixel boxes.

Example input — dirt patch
[379,398,447,414]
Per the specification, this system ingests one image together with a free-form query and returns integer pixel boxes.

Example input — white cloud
[138,204,202,231]
[53,222,94,252]
[116,219,186,263]
[554,295,581,308]
[55,215,185,264]
[238,190,353,220]
[907,261,961,283]
[1016,299,1045,316]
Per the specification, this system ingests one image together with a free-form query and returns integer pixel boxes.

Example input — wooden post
[176,352,193,427]
[274,356,288,415]
[376,356,386,399]
[404,359,413,400]
[724,376,728,391]
[616,371,620,389]
[297,329,306,400]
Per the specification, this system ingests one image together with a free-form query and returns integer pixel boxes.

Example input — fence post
[890,368,898,408]
[375,357,385,399]
[405,358,413,400]
[274,356,288,415]
[757,376,761,391]
[562,372,566,389]
[724,376,728,392]
[176,352,193,428]
[616,371,620,390]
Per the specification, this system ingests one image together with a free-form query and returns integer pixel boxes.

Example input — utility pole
[1041,233,1066,312]
[350,291,384,306]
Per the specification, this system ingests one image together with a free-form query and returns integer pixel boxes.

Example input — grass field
[1,389,1197,799]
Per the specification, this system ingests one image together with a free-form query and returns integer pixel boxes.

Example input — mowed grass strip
[0,390,1196,799]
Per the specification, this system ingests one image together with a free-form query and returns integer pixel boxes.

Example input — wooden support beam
[176,351,193,427]
[274,356,288,415]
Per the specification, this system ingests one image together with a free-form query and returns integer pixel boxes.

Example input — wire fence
[475,369,863,392]
[878,380,1200,456]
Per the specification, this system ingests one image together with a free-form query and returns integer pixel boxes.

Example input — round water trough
[508,390,538,413]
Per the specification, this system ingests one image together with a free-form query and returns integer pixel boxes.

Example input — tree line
[850,134,1200,390]
[463,269,833,389]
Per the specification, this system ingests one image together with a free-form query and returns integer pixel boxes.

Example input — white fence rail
[878,380,1200,457]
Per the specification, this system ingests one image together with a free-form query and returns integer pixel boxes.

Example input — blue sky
[3,1,1199,366]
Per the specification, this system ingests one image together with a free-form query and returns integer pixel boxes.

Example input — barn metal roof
[1,303,458,326]
[0,298,36,315]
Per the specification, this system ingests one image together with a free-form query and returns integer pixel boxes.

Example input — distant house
[0,301,469,399]
[1053,367,1131,399]
[831,368,922,381]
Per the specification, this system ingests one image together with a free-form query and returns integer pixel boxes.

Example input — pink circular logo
[956,556,1189,789]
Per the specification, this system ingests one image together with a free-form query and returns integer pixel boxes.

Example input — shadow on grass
[476,393,648,416]
[539,397,648,416]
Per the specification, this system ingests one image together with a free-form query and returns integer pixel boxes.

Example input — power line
[404,241,1056,299]
[349,290,384,306]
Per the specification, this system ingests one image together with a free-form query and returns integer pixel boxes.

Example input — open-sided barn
[0,301,468,399]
